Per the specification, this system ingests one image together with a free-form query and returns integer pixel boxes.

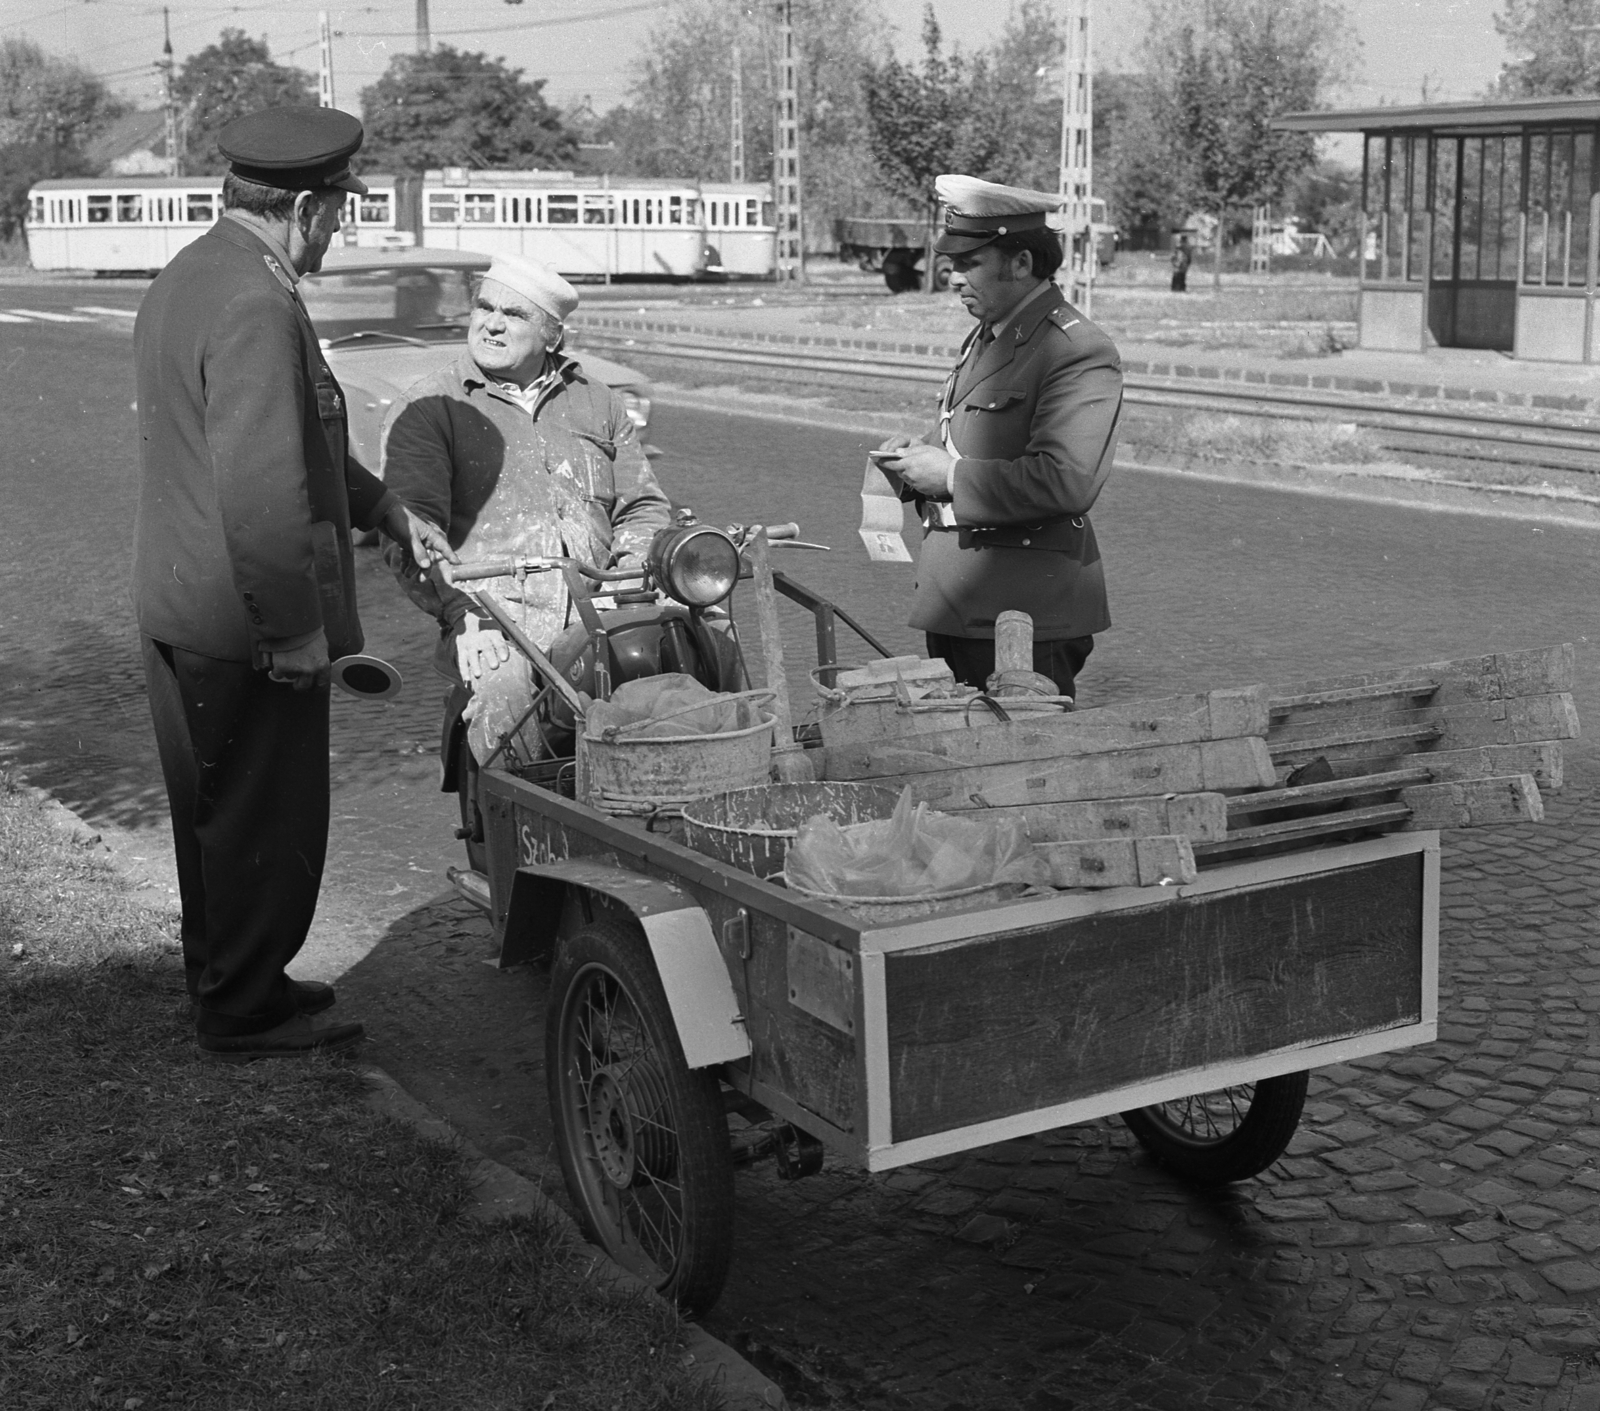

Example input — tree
[1139,0,1357,286]
[1493,0,1600,96]
[173,30,316,175]
[597,0,891,249]
[0,39,123,240]
[359,46,576,172]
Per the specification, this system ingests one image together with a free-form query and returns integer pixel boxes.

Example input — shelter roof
[1274,97,1600,134]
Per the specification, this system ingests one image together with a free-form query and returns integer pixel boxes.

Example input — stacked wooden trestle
[815,645,1573,890]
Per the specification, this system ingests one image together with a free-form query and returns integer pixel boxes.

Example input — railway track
[571,324,1600,474]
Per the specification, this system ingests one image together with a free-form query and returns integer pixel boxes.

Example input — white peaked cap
[481,252,579,321]
[934,174,1068,217]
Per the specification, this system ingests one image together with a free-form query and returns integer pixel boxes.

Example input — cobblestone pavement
[11,284,1600,1409]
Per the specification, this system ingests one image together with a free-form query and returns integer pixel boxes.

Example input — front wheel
[1119,1072,1308,1184]
[546,920,735,1316]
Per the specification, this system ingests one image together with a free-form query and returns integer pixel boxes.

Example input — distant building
[85,110,171,177]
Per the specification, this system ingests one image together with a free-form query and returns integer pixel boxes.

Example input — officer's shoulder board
[1047,306,1084,336]
[261,253,297,295]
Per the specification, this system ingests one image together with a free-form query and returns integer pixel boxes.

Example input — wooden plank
[1195,802,1413,857]
[824,687,1271,780]
[880,736,1277,808]
[1399,774,1543,829]
[945,793,1230,844]
[883,851,1426,1141]
[1033,835,1197,889]
[1271,722,1444,763]
[1323,743,1563,793]
[818,697,1061,751]
[1271,678,1440,714]
[1269,693,1579,751]
[1228,767,1434,817]
[1269,643,1573,709]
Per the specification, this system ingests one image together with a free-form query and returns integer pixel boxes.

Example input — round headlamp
[648,525,740,608]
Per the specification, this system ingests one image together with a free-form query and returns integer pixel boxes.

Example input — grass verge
[0,771,720,1411]
[1128,409,1387,466]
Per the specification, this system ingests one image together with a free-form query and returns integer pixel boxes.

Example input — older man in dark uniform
[133,106,452,1061]
[876,174,1123,701]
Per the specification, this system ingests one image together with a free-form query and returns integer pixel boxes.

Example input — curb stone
[364,1067,790,1411]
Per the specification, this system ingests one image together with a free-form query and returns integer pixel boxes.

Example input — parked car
[303,247,655,483]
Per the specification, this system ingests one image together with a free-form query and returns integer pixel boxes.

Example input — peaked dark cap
[217,106,368,196]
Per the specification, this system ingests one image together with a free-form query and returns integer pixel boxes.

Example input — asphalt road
[8,275,1600,1410]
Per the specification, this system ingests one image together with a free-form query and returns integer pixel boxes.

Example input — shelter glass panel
[1523,127,1594,287]
[1363,134,1425,282]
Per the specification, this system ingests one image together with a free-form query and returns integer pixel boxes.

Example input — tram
[418,169,776,280]
[25,169,776,280]
[23,174,406,273]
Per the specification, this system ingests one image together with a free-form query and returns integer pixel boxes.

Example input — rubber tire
[456,732,486,874]
[882,248,922,293]
[546,919,735,1317]
[1119,1071,1309,1184]
[930,254,953,291]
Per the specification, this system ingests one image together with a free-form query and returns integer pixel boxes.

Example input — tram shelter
[1274,98,1600,361]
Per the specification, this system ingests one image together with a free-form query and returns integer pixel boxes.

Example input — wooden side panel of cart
[481,769,1438,1174]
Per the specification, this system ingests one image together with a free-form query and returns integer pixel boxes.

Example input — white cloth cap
[481,253,579,321]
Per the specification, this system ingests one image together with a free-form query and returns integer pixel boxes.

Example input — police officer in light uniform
[133,106,452,1061]
[876,175,1123,701]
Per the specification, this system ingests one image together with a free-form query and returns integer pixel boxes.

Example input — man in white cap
[875,174,1122,701]
[381,252,671,754]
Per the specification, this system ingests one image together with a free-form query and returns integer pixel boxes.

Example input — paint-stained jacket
[905,282,1122,641]
[132,218,397,663]
[379,349,672,652]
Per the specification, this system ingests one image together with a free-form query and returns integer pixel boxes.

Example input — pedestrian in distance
[132,105,454,1062]
[1171,233,1191,293]
[379,251,671,763]
[872,174,1122,701]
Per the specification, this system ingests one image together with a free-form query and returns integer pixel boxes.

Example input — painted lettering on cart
[518,821,569,866]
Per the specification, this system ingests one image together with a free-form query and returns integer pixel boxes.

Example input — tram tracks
[571,324,1600,475]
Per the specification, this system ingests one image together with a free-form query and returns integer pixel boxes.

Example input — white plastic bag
[786,787,1050,898]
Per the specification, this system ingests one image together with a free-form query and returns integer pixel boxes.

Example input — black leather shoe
[178,978,336,1024]
[198,1013,365,1063]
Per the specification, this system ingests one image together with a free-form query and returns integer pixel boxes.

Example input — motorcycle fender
[501,860,751,1070]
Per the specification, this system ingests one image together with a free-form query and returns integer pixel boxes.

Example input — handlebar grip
[448,560,519,582]
[765,523,800,541]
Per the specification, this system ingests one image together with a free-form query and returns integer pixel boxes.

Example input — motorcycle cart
[438,523,1456,1318]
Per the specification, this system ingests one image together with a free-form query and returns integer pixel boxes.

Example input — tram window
[547,194,579,224]
[747,199,760,226]
[428,193,460,224]
[463,193,495,224]
[116,194,142,222]
[582,195,612,225]
[29,196,42,224]
[186,193,214,223]
[643,199,654,225]
[359,192,391,224]
[87,195,112,224]
[761,201,775,227]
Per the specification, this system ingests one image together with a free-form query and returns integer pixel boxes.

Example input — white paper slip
[858,460,913,564]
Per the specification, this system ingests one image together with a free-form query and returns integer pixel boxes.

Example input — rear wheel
[546,920,735,1316]
[1119,1072,1308,1184]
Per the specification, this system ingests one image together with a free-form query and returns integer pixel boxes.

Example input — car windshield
[301,265,481,344]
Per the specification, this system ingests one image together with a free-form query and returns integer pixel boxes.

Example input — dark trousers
[925,632,1094,700]
[1171,268,1188,292]
[141,636,330,1036]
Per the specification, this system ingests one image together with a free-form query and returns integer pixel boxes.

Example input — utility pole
[1057,0,1093,314]
[730,36,746,183]
[415,0,431,54]
[159,7,179,177]
[318,11,335,108]
[771,0,802,282]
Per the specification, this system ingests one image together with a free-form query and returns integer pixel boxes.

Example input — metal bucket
[581,690,776,816]
[680,781,902,879]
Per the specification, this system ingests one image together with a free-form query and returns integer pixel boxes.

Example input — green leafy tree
[359,46,576,172]
[0,39,123,241]
[173,30,316,175]
[1140,0,1357,286]
[598,0,890,248]
[1493,0,1600,95]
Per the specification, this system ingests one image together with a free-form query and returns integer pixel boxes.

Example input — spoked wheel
[546,920,734,1316]
[1119,1071,1309,1184]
